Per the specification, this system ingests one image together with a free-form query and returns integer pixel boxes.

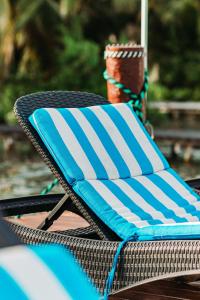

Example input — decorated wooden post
[104,43,145,103]
[103,0,149,124]
[104,43,147,121]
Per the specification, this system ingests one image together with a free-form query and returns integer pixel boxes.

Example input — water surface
[1,157,200,200]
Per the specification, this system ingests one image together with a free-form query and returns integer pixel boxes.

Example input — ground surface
[10,211,88,231]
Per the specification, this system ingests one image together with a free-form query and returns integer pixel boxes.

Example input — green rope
[40,178,59,195]
[103,69,149,121]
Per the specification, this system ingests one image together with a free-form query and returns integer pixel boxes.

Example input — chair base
[6,221,200,293]
[111,270,200,299]
[2,191,200,293]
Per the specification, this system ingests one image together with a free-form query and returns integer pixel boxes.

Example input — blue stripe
[126,103,169,170]
[136,223,200,241]
[149,172,200,219]
[81,107,131,178]
[74,181,137,239]
[103,180,161,225]
[102,105,154,175]
[168,168,200,200]
[29,109,84,184]
[59,109,108,179]
[29,245,99,300]
[0,267,28,300]
[126,177,188,223]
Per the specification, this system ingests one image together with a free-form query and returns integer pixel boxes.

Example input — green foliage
[50,29,105,94]
[0,78,39,122]
[148,83,169,101]
[0,0,200,123]
[148,0,200,101]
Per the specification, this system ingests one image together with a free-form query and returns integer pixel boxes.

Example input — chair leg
[37,194,70,230]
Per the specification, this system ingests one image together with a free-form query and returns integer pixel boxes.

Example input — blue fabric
[136,223,200,241]
[29,102,200,241]
[60,109,109,179]
[168,168,200,199]
[149,174,200,218]
[30,245,99,300]
[29,110,84,184]
[0,268,28,300]
[29,103,169,182]
[74,169,200,240]
[0,245,99,300]
[102,104,154,174]
[80,107,131,178]
[124,177,188,223]
[125,104,169,170]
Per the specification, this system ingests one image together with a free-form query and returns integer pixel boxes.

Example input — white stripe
[116,104,165,172]
[133,51,138,58]
[134,176,199,222]
[156,170,200,210]
[115,179,176,224]
[0,246,71,300]
[104,50,144,59]
[89,180,149,227]
[45,108,96,179]
[122,51,128,58]
[117,51,123,58]
[128,51,133,57]
[68,108,119,179]
[89,106,142,176]
[158,169,197,199]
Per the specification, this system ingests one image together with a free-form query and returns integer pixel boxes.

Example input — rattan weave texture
[9,221,200,292]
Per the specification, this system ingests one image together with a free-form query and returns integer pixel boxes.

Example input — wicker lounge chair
[3,91,200,293]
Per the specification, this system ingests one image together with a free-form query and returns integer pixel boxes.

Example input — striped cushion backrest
[30,102,169,184]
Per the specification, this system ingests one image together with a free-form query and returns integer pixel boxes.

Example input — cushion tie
[103,234,138,300]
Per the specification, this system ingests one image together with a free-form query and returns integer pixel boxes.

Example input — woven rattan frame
[9,221,200,293]
[14,91,117,240]
[12,91,200,292]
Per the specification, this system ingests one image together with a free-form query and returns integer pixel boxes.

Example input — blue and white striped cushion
[30,103,169,183]
[0,245,99,300]
[74,168,200,239]
[29,102,200,240]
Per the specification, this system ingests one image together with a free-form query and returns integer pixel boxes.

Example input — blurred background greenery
[0,0,200,124]
[1,0,200,198]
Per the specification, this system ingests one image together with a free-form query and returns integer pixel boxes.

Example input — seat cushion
[74,168,200,240]
[0,245,99,300]
[29,102,169,184]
